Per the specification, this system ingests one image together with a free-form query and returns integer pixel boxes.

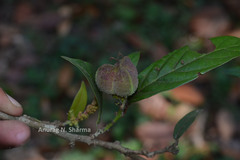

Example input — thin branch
[91,99,127,138]
[91,108,122,138]
[0,111,179,158]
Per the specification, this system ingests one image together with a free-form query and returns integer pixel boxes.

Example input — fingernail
[6,94,22,108]
[16,131,27,142]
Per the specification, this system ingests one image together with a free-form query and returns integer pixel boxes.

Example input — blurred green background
[0,0,240,159]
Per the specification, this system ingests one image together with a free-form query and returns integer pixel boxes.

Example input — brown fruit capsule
[95,56,138,97]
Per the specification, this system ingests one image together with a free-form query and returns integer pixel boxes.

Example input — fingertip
[0,88,23,116]
[15,123,31,146]
[0,120,31,149]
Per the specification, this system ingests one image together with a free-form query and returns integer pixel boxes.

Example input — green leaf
[68,81,87,119]
[128,51,140,67]
[129,36,240,103]
[226,66,240,77]
[173,109,202,140]
[62,56,102,123]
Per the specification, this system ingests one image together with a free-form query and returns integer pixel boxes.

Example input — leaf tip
[61,56,72,61]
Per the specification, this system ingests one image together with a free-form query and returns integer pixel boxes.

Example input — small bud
[95,56,138,97]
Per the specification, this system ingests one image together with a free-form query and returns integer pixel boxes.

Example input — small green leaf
[62,56,103,123]
[226,66,240,77]
[173,109,202,140]
[129,36,240,103]
[68,81,87,119]
[128,51,140,67]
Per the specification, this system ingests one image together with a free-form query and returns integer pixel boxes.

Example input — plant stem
[91,108,122,138]
[104,109,122,132]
